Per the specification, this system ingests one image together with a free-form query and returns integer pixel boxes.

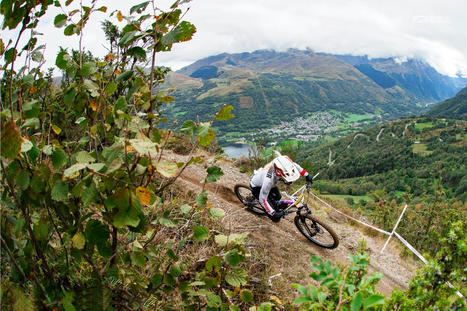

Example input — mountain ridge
[427,86,467,119]
[325,53,467,101]
[162,49,466,142]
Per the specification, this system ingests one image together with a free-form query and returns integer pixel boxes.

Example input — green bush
[292,252,385,310]
[292,222,466,311]
[0,1,266,310]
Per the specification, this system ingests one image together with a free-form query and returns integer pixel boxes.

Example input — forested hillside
[298,118,466,199]
[428,87,467,119]
[295,117,467,255]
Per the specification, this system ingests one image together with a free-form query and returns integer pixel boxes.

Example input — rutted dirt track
[166,150,420,298]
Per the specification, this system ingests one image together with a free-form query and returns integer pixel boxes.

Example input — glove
[271,210,283,222]
[276,200,289,210]
[305,174,313,184]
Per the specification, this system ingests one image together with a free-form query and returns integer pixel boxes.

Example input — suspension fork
[297,203,311,217]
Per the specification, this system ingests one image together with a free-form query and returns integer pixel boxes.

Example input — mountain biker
[250,154,313,222]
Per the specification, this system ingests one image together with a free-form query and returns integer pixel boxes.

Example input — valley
[221,110,379,145]
[162,49,466,146]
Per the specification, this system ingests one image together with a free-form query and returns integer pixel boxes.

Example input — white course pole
[380,204,408,254]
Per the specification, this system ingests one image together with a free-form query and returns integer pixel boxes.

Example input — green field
[280,139,301,147]
[343,113,375,123]
[323,136,340,142]
[415,122,434,130]
[323,194,372,204]
[259,140,301,157]
[412,143,433,155]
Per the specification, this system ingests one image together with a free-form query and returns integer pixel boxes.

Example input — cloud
[175,0,467,76]
[2,0,466,77]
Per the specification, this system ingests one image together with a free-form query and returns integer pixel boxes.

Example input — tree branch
[0,160,52,277]
[8,25,26,120]
[44,203,69,271]
[1,236,50,302]
[335,271,347,311]
[157,156,193,194]
[110,226,118,268]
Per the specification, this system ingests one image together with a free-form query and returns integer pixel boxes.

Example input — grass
[323,194,372,203]
[255,139,303,157]
[456,133,467,141]
[343,113,375,123]
[394,191,406,197]
[223,131,242,137]
[415,122,434,130]
[412,143,433,155]
[279,139,301,147]
[323,136,340,142]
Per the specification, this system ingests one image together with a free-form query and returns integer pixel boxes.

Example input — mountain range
[328,54,465,101]
[162,49,466,140]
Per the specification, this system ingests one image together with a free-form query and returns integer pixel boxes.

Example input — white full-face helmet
[273,155,299,184]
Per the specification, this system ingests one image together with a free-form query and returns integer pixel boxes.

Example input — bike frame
[280,173,319,215]
[280,183,310,215]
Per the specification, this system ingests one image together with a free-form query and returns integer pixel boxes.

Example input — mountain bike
[234,182,339,249]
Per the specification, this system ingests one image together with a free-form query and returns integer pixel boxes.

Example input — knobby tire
[294,214,339,249]
[234,183,267,215]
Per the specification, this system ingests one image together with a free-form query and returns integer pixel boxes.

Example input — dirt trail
[166,150,420,298]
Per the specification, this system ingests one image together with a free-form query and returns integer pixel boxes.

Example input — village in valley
[243,111,379,143]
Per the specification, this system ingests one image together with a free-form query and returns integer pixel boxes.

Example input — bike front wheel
[234,184,266,215]
[294,214,339,249]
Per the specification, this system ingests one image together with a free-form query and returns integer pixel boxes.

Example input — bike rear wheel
[294,214,339,249]
[234,184,266,215]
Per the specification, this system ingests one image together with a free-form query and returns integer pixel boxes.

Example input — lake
[222,144,254,159]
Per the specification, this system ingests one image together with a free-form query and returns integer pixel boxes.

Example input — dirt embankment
[166,150,420,300]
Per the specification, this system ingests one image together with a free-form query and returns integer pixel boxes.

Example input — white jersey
[250,162,307,215]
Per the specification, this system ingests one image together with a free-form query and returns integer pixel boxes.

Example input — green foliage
[208,207,226,220]
[215,104,235,121]
[384,221,467,310]
[240,289,254,303]
[292,253,384,310]
[293,223,466,311]
[205,165,224,183]
[0,121,22,160]
[298,117,467,255]
[0,1,265,310]
[192,225,210,242]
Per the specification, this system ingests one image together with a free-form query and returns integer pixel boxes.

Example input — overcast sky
[4,0,467,77]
